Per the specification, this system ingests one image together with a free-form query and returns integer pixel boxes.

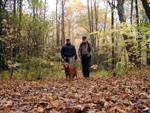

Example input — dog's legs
[73,74,77,80]
[66,75,69,80]
[71,75,73,81]
[69,75,72,81]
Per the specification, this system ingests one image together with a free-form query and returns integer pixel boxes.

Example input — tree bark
[117,0,137,65]
[130,0,133,24]
[94,0,98,31]
[18,0,23,54]
[117,0,125,23]
[87,0,91,33]
[0,0,3,71]
[56,0,60,47]
[94,0,98,49]
[135,0,141,66]
[44,0,46,20]
[111,0,116,76]
[141,0,150,21]
[103,1,108,44]
[146,35,150,65]
[61,0,65,45]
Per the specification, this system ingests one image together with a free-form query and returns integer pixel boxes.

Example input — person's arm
[73,45,77,60]
[78,44,82,58]
[61,46,65,59]
[88,42,93,56]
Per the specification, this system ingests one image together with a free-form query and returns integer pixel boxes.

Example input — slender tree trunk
[0,1,1,30]
[111,0,116,76]
[141,0,150,21]
[61,0,65,45]
[90,0,96,63]
[13,0,16,17]
[94,0,98,31]
[12,0,17,60]
[56,0,60,47]
[94,0,98,49]
[135,0,139,26]
[18,0,22,54]
[130,0,133,24]
[90,0,94,34]
[0,0,2,71]
[135,0,141,66]
[9,67,14,80]
[68,20,71,38]
[0,0,7,71]
[103,1,108,44]
[41,0,46,56]
[146,35,150,65]
[87,0,91,33]
[44,0,46,20]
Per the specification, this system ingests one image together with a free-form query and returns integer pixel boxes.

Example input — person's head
[66,38,71,45]
[82,36,87,42]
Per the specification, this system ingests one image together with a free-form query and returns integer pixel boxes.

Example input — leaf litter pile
[0,68,150,113]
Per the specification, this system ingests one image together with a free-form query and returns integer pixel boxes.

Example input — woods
[0,0,150,113]
[0,0,150,78]
[0,0,150,79]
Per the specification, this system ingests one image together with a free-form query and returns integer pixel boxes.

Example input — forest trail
[0,67,150,113]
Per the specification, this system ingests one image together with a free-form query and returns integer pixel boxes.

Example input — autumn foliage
[0,67,150,113]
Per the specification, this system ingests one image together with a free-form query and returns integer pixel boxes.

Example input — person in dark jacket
[61,39,77,61]
[78,36,92,78]
[61,39,77,79]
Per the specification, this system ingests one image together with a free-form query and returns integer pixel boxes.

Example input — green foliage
[21,57,54,80]
[7,60,21,69]
[30,0,43,9]
[139,22,150,36]
[114,61,133,75]
[93,70,111,77]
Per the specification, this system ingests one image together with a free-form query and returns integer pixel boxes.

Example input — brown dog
[63,63,77,80]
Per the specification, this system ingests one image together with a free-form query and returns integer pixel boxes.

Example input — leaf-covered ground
[0,67,150,113]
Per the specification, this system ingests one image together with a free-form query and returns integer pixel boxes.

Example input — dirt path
[0,68,150,113]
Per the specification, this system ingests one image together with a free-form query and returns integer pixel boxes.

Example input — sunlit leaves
[30,0,43,9]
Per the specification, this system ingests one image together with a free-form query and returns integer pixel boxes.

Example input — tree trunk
[130,0,133,24]
[68,20,71,38]
[61,0,65,45]
[44,0,46,20]
[117,0,137,65]
[0,0,2,71]
[111,0,116,76]
[90,0,96,63]
[94,0,98,49]
[146,35,150,65]
[18,0,22,54]
[9,68,14,80]
[0,0,7,71]
[141,0,150,21]
[12,0,17,60]
[56,0,60,47]
[87,0,91,33]
[117,0,125,22]
[94,0,98,31]
[103,1,108,44]
[135,0,141,66]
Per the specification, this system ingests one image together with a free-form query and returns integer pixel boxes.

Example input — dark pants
[81,55,91,77]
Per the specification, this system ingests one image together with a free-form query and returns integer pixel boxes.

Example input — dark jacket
[61,44,77,60]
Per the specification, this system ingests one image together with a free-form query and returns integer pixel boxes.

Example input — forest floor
[0,67,150,113]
